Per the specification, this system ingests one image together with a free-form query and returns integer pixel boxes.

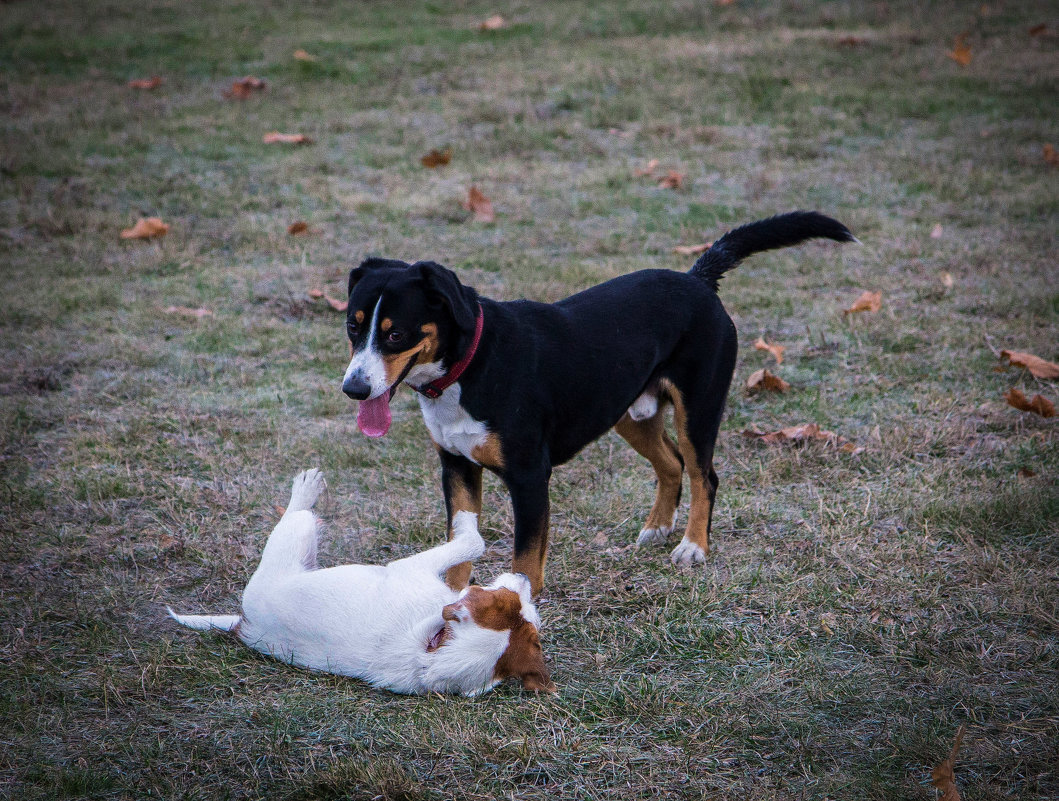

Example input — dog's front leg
[505,463,552,596]
[439,449,483,590]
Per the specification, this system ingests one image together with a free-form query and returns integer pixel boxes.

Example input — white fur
[168,471,540,696]
[636,509,679,547]
[417,382,491,464]
[343,297,389,399]
[670,535,706,566]
[627,392,659,422]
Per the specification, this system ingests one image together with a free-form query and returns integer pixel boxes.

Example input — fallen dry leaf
[754,336,785,364]
[307,288,324,299]
[836,35,866,47]
[287,221,310,235]
[120,217,169,240]
[947,33,972,67]
[931,725,967,801]
[1004,388,1056,418]
[657,170,685,190]
[745,368,790,394]
[673,243,711,256]
[941,271,955,289]
[1017,467,1037,478]
[263,132,313,145]
[633,158,659,177]
[930,222,944,238]
[164,306,212,319]
[128,76,162,90]
[844,290,882,315]
[1044,144,1059,166]
[715,0,736,5]
[1000,350,1059,379]
[324,293,348,312]
[293,49,316,61]
[1028,23,1047,36]
[421,147,452,168]
[478,14,507,31]
[224,76,267,99]
[463,186,495,223]
[744,423,864,453]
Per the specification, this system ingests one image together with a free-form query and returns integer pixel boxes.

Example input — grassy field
[2,1,1057,798]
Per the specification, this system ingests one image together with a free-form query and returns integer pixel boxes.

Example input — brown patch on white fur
[470,432,505,469]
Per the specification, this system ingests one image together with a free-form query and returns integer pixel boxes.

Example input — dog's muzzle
[342,374,371,400]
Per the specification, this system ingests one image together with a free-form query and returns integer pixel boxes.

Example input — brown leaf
[420,147,452,168]
[843,290,882,315]
[287,221,310,235]
[931,725,967,801]
[120,217,169,240]
[743,423,862,452]
[263,132,313,145]
[478,14,507,31]
[633,158,659,177]
[307,288,324,299]
[673,242,711,256]
[657,170,685,190]
[837,35,866,47]
[1000,350,1059,379]
[1044,144,1059,166]
[947,33,972,67]
[753,336,785,364]
[1004,388,1056,418]
[941,271,955,289]
[293,49,316,61]
[930,222,944,239]
[324,293,348,312]
[1028,23,1047,36]
[463,186,495,223]
[224,76,267,99]
[745,368,790,394]
[128,76,162,90]
[164,306,213,319]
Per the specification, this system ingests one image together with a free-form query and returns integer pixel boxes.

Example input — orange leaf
[263,132,313,145]
[1028,24,1047,36]
[745,368,790,394]
[421,147,452,168]
[754,336,785,364]
[324,293,348,312]
[163,306,212,319]
[657,170,685,190]
[1043,144,1059,166]
[120,217,169,240]
[307,288,324,299]
[931,725,967,801]
[293,49,316,61]
[478,14,507,31]
[224,76,267,99]
[941,271,955,289]
[837,35,866,47]
[287,221,310,235]
[1000,350,1059,379]
[633,158,659,178]
[844,290,882,315]
[673,243,711,256]
[743,423,862,452]
[463,186,495,223]
[947,33,972,67]
[1004,388,1056,418]
[128,76,162,90]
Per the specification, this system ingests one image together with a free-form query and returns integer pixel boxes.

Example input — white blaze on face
[343,297,388,399]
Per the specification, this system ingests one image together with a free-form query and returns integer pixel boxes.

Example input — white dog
[168,469,554,696]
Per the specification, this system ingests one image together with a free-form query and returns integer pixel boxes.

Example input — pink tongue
[357,394,392,438]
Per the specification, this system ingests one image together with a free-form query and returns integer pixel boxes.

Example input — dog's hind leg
[388,511,485,575]
[614,408,684,547]
[286,468,326,513]
[254,470,326,574]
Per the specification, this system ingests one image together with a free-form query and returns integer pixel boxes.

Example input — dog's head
[342,258,478,437]
[434,573,555,695]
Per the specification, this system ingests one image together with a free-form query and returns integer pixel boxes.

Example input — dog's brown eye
[387,330,405,345]
[346,322,359,338]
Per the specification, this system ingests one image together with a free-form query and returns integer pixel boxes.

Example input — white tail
[167,606,241,632]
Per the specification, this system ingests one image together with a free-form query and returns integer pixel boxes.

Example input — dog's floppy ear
[348,257,409,297]
[414,261,477,329]
[522,671,557,694]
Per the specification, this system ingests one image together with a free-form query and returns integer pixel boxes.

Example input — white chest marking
[417,383,489,464]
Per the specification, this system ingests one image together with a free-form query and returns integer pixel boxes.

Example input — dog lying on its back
[168,469,554,696]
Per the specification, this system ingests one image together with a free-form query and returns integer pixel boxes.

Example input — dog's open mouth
[357,386,397,438]
[426,623,450,652]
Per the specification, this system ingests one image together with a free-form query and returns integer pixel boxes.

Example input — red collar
[416,303,484,400]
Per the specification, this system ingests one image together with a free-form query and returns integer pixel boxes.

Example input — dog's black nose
[342,375,371,400]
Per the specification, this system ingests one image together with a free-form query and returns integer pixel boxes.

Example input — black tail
[690,211,856,291]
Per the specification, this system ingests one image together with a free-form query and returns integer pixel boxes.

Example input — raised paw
[670,536,707,566]
[451,511,485,560]
[287,468,326,513]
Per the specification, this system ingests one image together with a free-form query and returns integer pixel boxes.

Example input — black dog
[342,211,855,593]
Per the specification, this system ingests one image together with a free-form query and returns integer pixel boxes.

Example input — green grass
[2,1,1057,799]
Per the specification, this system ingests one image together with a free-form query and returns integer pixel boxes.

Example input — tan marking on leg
[471,433,505,470]
[439,445,483,591]
[511,517,548,596]
[667,383,711,555]
[614,410,682,534]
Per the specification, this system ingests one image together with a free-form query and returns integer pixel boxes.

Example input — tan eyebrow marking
[354,310,365,324]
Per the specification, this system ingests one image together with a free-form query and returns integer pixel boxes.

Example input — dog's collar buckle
[415,303,484,400]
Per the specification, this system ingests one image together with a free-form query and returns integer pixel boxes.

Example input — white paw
[288,468,326,512]
[451,511,485,559]
[670,537,706,566]
[635,511,677,547]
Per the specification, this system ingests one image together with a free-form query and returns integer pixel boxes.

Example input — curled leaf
[743,423,862,452]
[745,368,790,394]
[673,242,711,256]
[224,76,267,99]
[1000,350,1059,379]
[657,170,685,190]
[421,147,452,168]
[324,293,348,312]
[120,217,169,240]
[128,76,162,90]
[463,186,495,223]
[293,49,316,61]
[931,725,967,801]
[753,336,785,364]
[478,14,507,31]
[287,221,310,235]
[1004,388,1055,418]
[844,290,882,315]
[263,132,313,145]
[947,33,972,67]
